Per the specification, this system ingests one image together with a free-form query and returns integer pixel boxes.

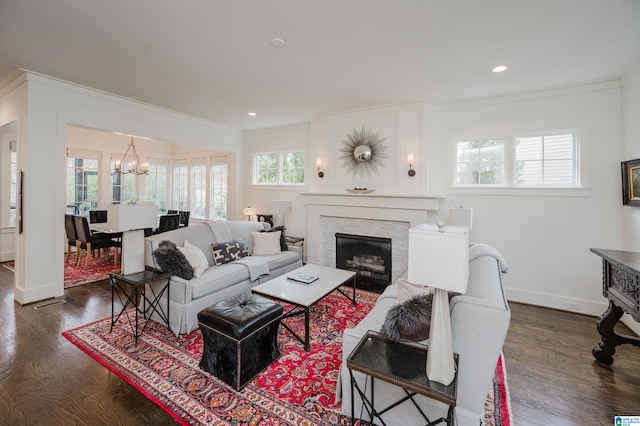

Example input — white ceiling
[1,0,639,130]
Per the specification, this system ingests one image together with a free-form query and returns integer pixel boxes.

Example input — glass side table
[109,267,173,345]
[346,330,458,426]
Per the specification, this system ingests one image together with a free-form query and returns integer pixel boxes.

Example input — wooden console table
[590,248,640,365]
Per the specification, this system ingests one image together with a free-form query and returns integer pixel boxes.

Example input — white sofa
[340,243,510,426]
[144,220,302,335]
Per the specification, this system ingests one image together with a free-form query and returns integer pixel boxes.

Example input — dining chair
[154,214,181,234]
[64,214,78,263]
[74,215,114,269]
[178,210,190,227]
[167,209,178,215]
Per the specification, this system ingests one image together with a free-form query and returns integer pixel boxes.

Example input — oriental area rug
[3,254,120,289]
[64,251,120,288]
[63,288,512,425]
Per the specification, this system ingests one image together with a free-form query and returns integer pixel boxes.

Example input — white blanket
[236,256,270,281]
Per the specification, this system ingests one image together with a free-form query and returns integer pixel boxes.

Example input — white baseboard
[0,251,15,262]
[506,287,639,337]
[505,287,606,317]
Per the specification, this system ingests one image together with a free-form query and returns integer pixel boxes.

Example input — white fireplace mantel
[298,192,443,211]
[299,192,443,266]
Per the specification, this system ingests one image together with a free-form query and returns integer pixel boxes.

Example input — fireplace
[336,233,392,293]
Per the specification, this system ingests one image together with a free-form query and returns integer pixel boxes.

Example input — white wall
[243,124,310,240]
[0,71,243,304]
[620,62,640,334]
[243,81,624,318]
[309,102,429,195]
[429,82,623,316]
[621,62,640,251]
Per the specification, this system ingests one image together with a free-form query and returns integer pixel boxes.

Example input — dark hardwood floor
[1,262,639,425]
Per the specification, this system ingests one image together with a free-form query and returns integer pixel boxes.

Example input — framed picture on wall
[621,158,640,207]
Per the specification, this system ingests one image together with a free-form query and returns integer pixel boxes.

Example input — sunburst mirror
[339,127,389,177]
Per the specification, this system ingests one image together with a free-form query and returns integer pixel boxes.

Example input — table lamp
[270,200,292,228]
[408,221,469,386]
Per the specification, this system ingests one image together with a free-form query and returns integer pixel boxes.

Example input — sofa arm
[287,245,302,256]
[450,294,510,418]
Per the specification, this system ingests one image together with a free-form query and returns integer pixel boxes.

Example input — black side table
[109,267,172,345]
[347,330,458,426]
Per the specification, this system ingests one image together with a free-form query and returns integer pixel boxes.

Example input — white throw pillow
[178,240,209,278]
[251,231,282,256]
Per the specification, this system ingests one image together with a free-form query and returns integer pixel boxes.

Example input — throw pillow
[152,240,194,280]
[211,240,249,265]
[251,231,282,256]
[381,293,434,342]
[178,240,209,278]
[260,225,288,251]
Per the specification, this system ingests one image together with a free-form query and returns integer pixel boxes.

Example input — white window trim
[253,150,305,185]
[450,129,588,195]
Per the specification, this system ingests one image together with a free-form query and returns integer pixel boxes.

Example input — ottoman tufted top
[197,293,283,340]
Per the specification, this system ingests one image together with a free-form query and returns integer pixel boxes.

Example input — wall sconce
[316,157,325,178]
[407,153,416,177]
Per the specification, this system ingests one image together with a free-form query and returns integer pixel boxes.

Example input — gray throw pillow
[381,293,433,341]
[152,240,194,280]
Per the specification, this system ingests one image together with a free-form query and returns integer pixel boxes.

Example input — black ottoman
[198,293,283,390]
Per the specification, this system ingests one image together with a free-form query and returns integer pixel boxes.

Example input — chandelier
[114,137,148,175]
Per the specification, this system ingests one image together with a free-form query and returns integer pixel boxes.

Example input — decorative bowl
[346,188,375,194]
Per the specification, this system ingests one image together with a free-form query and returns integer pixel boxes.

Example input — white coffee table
[251,263,357,351]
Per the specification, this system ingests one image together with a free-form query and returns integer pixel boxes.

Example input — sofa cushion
[261,250,301,271]
[211,240,250,265]
[179,240,209,278]
[191,262,251,299]
[153,240,194,280]
[251,231,282,256]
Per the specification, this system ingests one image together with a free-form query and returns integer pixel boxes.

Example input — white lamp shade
[408,223,469,293]
[270,200,292,215]
[242,207,256,216]
[107,204,157,231]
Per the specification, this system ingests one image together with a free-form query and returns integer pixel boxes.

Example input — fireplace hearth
[336,233,392,293]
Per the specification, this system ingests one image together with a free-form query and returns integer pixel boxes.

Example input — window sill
[446,186,591,197]
[250,184,308,191]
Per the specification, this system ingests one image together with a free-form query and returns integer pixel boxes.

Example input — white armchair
[340,243,510,426]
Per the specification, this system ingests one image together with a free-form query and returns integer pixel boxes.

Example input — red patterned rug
[64,249,120,288]
[62,287,512,425]
[2,252,120,289]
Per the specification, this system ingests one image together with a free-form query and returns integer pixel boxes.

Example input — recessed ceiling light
[270,37,286,48]
[248,112,257,116]
[492,65,508,73]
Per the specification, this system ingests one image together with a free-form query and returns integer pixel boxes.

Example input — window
[253,151,304,185]
[454,131,578,188]
[209,159,227,219]
[515,133,575,186]
[456,139,505,185]
[146,158,169,213]
[254,153,278,184]
[173,162,188,211]
[190,160,207,219]
[66,151,99,214]
[111,157,136,204]
[281,151,305,184]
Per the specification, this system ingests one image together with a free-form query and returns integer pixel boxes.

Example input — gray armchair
[340,243,511,426]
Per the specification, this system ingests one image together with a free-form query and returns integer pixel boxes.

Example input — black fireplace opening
[335,233,392,293]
